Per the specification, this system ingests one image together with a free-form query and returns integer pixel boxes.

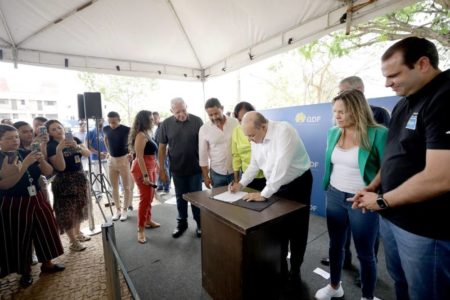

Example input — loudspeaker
[83,92,103,119]
[77,94,85,119]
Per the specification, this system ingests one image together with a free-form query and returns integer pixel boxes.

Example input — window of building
[20,99,26,105]
[45,114,58,119]
[44,101,56,106]
[0,113,10,119]
[0,99,8,105]
[12,113,19,119]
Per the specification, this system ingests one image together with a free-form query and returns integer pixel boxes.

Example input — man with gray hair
[230,111,313,283]
[157,97,204,238]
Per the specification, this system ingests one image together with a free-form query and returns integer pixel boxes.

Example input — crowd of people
[0,36,448,300]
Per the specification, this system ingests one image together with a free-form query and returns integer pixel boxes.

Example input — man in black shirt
[157,97,204,238]
[355,37,450,300]
[104,111,132,222]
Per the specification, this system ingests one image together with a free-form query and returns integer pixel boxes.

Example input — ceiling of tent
[0,0,416,80]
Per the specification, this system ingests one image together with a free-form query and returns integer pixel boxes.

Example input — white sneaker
[112,211,121,221]
[362,297,381,300]
[315,284,344,300]
[31,252,38,265]
[120,210,128,221]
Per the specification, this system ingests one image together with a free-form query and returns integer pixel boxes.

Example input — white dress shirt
[199,116,239,175]
[240,121,311,198]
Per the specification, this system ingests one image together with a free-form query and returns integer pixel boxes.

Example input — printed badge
[406,112,418,130]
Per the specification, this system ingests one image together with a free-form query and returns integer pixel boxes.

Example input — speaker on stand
[77,92,112,236]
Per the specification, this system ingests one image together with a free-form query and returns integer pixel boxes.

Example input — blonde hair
[332,89,379,151]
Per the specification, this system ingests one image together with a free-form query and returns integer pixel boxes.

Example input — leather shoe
[172,225,187,238]
[196,228,202,238]
[19,274,33,288]
[320,257,330,266]
[41,263,65,273]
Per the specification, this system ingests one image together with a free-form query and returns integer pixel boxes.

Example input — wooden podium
[183,186,306,300]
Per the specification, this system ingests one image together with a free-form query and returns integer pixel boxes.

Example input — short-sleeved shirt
[380,69,450,240]
[86,129,107,161]
[47,137,84,173]
[104,125,130,157]
[0,149,42,196]
[157,114,203,176]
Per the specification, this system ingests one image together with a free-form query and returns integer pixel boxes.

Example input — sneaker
[361,297,381,300]
[112,211,121,221]
[76,234,91,242]
[315,284,344,300]
[70,241,87,252]
[120,210,128,221]
[31,252,39,265]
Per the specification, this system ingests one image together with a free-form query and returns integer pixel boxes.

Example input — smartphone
[346,197,355,202]
[39,126,47,136]
[65,131,73,141]
[31,143,41,152]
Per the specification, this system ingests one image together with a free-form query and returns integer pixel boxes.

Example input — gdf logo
[310,161,319,168]
[295,112,321,123]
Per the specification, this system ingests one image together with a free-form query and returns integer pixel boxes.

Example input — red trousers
[131,155,157,228]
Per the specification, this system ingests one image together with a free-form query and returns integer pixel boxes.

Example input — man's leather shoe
[41,263,65,273]
[19,274,33,288]
[320,257,330,266]
[196,228,202,238]
[172,225,187,238]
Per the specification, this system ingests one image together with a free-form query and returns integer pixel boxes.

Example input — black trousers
[275,169,313,276]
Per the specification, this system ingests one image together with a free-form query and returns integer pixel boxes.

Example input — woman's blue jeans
[326,185,379,298]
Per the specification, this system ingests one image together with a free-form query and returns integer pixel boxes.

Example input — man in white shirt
[230,111,313,283]
[199,98,239,188]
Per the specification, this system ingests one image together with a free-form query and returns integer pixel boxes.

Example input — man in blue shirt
[86,118,110,196]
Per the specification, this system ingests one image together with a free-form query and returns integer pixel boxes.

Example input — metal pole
[101,223,121,300]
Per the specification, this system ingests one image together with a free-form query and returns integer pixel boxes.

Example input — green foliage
[77,72,159,125]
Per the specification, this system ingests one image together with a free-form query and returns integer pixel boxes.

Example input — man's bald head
[242,111,268,144]
[339,76,365,93]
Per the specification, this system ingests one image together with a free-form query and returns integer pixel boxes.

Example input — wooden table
[183,186,306,300]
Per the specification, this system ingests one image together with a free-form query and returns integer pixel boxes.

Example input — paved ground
[0,188,168,300]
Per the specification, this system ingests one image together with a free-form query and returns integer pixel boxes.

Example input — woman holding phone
[315,90,388,300]
[129,110,159,244]
[46,120,91,251]
[0,124,64,287]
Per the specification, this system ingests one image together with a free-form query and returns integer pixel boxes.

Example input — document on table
[212,191,248,203]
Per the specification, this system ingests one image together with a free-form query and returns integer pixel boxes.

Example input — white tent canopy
[0,0,415,81]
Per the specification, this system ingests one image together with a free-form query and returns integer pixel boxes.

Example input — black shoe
[19,274,33,288]
[172,225,188,238]
[40,263,65,273]
[128,205,133,211]
[320,257,330,266]
[196,228,202,238]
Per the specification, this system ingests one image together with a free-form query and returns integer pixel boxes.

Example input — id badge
[74,155,81,164]
[28,185,37,197]
[406,112,418,130]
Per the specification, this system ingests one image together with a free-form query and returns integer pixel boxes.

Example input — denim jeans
[172,173,202,227]
[380,217,450,300]
[157,156,171,191]
[326,185,379,298]
[210,169,234,188]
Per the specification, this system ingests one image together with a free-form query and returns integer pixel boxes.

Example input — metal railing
[102,223,140,300]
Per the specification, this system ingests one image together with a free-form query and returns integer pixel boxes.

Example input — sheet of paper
[313,267,330,279]
[212,191,247,203]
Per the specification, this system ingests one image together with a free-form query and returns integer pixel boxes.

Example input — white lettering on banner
[295,112,321,123]
[310,205,317,212]
[310,161,319,168]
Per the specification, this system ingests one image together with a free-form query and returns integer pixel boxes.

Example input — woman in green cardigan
[315,90,387,300]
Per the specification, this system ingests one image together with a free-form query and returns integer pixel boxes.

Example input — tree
[78,72,159,125]
[261,0,449,106]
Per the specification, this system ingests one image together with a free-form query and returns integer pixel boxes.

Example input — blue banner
[262,96,399,216]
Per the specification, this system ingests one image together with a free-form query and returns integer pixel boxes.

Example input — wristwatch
[376,194,389,209]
